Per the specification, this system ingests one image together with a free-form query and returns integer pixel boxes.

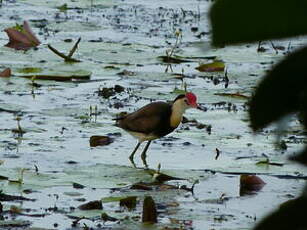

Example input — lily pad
[78,200,103,210]
[158,55,192,64]
[195,61,225,72]
[214,92,249,100]
[16,67,43,74]
[16,69,91,81]
[0,220,31,228]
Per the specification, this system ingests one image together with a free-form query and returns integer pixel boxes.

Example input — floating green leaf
[16,67,43,74]
[101,196,124,203]
[214,92,249,100]
[195,61,225,72]
[17,69,91,81]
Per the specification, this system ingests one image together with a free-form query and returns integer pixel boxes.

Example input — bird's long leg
[141,140,151,169]
[129,142,141,167]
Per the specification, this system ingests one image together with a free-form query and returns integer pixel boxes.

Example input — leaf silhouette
[210,0,307,46]
[249,46,307,131]
[290,146,307,166]
[254,196,307,230]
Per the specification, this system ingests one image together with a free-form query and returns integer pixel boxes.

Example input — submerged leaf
[210,0,307,46]
[0,192,34,201]
[78,200,103,210]
[130,182,153,191]
[249,46,307,131]
[101,212,118,222]
[17,70,91,81]
[0,220,31,228]
[158,55,192,64]
[214,92,249,99]
[72,182,85,189]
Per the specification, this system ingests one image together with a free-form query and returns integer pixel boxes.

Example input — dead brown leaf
[4,21,40,50]
[240,175,266,195]
[89,136,113,147]
[0,68,11,78]
[142,196,157,224]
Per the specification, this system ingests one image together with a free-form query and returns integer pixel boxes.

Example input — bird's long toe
[129,156,137,168]
[141,153,149,169]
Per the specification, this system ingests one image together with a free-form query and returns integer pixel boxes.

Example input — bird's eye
[184,99,189,104]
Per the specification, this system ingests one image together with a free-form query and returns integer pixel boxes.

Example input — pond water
[0,0,307,229]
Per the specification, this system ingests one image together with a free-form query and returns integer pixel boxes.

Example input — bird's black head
[173,94,185,102]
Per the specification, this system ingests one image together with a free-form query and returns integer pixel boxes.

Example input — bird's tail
[113,112,128,120]
[112,112,128,126]
[112,117,124,121]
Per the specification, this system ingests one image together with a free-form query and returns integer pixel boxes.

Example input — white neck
[170,99,188,128]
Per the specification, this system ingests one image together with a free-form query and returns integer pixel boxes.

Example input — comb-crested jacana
[114,92,199,168]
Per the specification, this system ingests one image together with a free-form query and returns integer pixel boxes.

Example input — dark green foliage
[254,197,307,230]
[210,0,307,229]
[210,0,307,46]
[249,46,307,131]
[289,146,307,166]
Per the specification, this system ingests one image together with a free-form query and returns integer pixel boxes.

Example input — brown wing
[117,102,172,135]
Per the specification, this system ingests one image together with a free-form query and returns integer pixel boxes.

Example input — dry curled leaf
[0,68,11,78]
[240,175,266,195]
[89,136,113,147]
[4,21,40,50]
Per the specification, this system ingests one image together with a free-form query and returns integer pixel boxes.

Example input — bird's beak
[190,102,198,108]
[196,104,207,111]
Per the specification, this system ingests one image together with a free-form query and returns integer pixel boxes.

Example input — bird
[114,92,199,168]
